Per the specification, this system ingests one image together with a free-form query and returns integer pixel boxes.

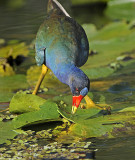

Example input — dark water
[0,0,109,42]
[0,0,135,159]
[96,136,135,160]
[0,0,48,42]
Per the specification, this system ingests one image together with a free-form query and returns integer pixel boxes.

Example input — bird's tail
[47,0,70,17]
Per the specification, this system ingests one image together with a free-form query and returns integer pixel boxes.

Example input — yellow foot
[81,95,111,113]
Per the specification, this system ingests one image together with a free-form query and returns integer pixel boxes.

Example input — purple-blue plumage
[35,0,90,96]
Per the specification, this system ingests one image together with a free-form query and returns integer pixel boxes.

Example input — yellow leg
[84,95,96,107]
[32,64,48,95]
[84,95,107,110]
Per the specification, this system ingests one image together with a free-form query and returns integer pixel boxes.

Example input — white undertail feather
[52,0,71,17]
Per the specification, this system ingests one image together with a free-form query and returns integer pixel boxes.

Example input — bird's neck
[54,63,85,86]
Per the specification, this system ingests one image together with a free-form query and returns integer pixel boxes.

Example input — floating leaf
[58,105,135,138]
[82,24,97,40]
[105,0,135,21]
[119,106,135,112]
[82,21,135,79]
[0,74,29,102]
[0,42,29,59]
[12,100,60,127]
[84,67,114,79]
[88,22,132,41]
[0,121,18,145]
[0,38,5,45]
[0,100,60,144]
[0,74,29,91]
[0,62,15,77]
[9,92,46,113]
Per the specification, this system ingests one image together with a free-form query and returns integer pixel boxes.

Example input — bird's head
[69,71,90,114]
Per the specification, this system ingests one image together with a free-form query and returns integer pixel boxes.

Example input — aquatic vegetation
[0,129,95,159]
[1,92,135,146]
[0,74,29,102]
[7,0,26,9]
[0,1,135,159]
[0,60,15,77]
[58,104,135,138]
[105,0,135,21]
[82,21,135,79]
[0,42,29,59]
[1,19,135,146]
[9,92,46,113]
[0,100,60,145]
[0,38,5,46]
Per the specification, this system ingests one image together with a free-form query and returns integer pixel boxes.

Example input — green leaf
[84,67,114,79]
[0,42,29,59]
[12,101,60,128]
[0,74,29,102]
[9,92,46,113]
[119,106,135,112]
[82,21,135,79]
[105,0,135,21]
[0,100,60,144]
[0,74,29,92]
[82,24,97,40]
[0,62,15,77]
[0,121,18,145]
[58,105,135,138]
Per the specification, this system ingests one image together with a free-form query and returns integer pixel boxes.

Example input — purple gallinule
[32,0,100,114]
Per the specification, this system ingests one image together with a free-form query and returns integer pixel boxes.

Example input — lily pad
[0,42,29,59]
[0,74,29,102]
[105,0,135,21]
[9,92,46,113]
[0,38,5,46]
[0,121,18,145]
[119,106,135,112]
[58,105,135,138]
[0,74,28,91]
[0,100,60,144]
[84,67,114,79]
[81,21,135,79]
[0,61,15,77]
[82,24,97,40]
[12,100,60,127]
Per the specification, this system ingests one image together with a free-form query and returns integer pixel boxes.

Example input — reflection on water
[108,82,135,94]
[72,2,109,28]
[0,102,9,110]
[96,136,135,160]
[0,0,48,42]
[0,0,109,42]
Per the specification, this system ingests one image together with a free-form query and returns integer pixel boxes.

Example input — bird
[32,0,100,114]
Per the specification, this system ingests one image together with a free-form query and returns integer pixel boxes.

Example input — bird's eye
[74,88,79,96]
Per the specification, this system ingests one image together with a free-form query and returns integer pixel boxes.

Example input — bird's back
[35,0,89,70]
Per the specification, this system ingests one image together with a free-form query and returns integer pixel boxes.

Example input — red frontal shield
[72,95,84,108]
